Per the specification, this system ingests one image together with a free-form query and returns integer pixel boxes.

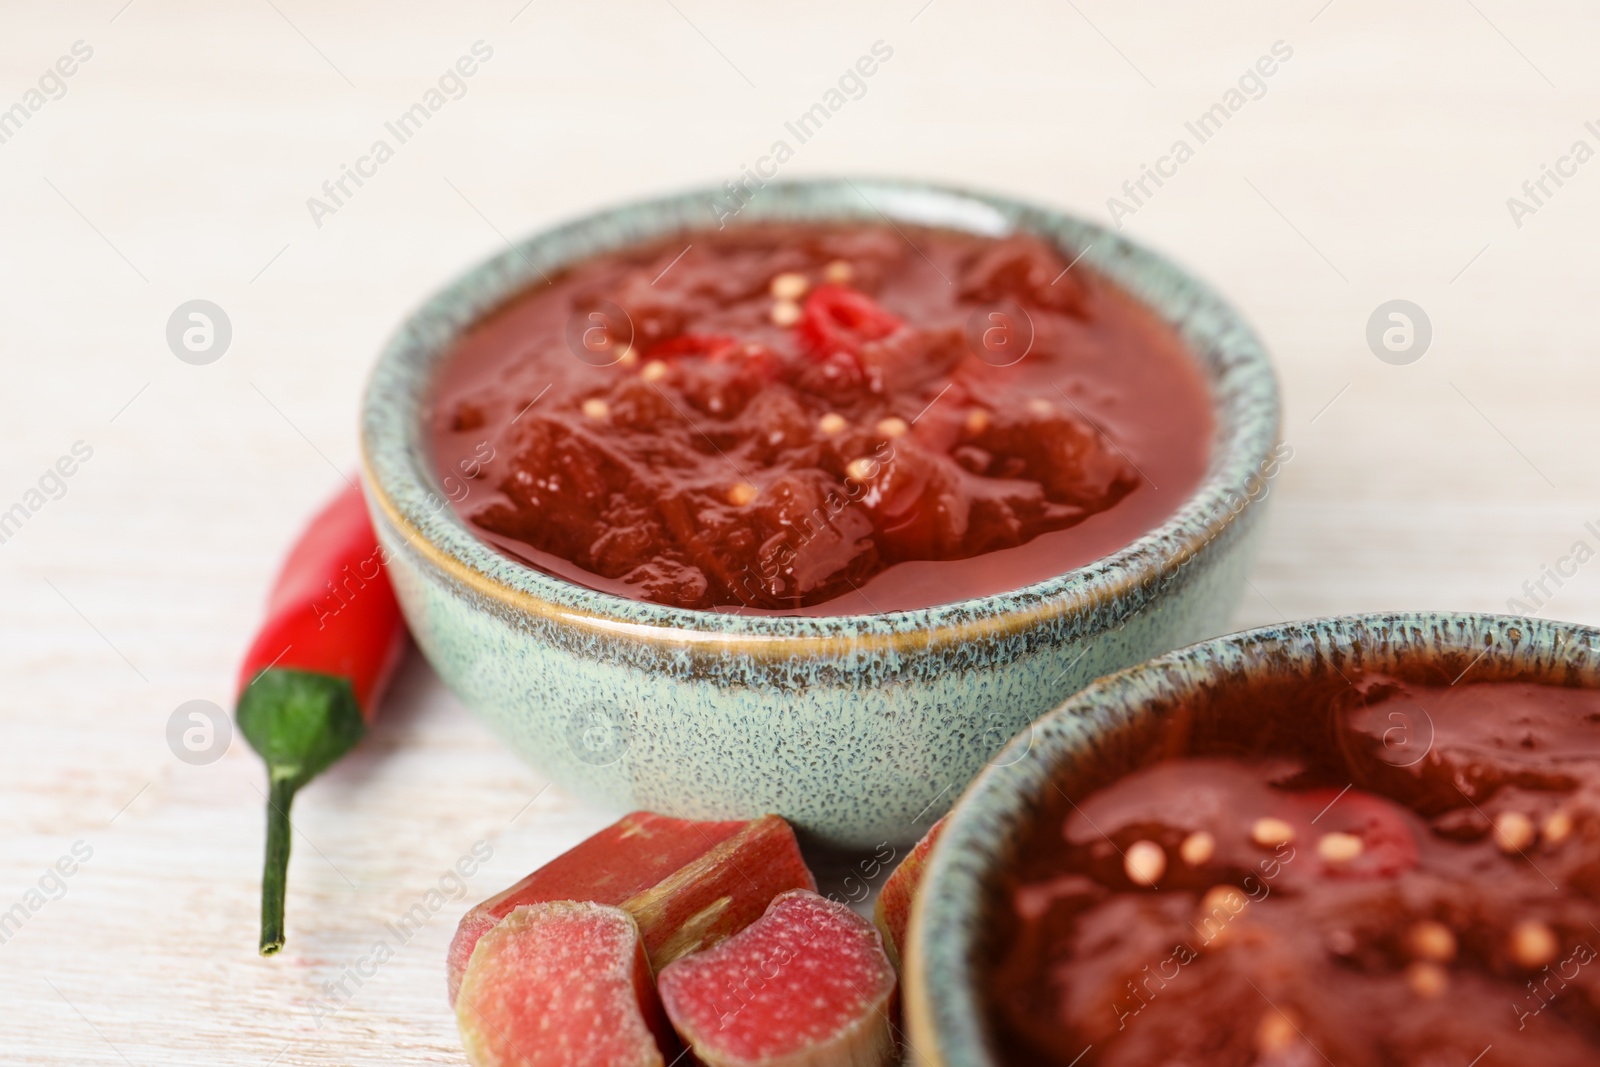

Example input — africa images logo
[1105,41,1294,229]
[0,40,93,148]
[305,42,494,228]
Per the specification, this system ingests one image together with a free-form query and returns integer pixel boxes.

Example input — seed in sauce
[1408,921,1458,963]
[1509,920,1559,968]
[1494,811,1536,853]
[769,272,809,300]
[1406,961,1449,998]
[1251,818,1295,848]
[1123,840,1165,886]
[1179,831,1215,865]
[1317,832,1363,863]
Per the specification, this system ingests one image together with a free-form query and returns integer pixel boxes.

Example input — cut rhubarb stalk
[657,889,898,1067]
[873,817,945,970]
[456,902,677,1067]
[449,811,815,1003]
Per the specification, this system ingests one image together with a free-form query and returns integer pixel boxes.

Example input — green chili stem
[259,775,298,956]
[238,668,366,957]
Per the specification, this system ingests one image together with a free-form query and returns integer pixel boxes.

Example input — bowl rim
[904,609,1600,1065]
[359,176,1281,656]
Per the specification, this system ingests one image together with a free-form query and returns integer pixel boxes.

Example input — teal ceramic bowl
[905,610,1600,1064]
[358,178,1281,848]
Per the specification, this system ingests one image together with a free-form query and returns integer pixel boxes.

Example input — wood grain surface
[4,2,1599,1063]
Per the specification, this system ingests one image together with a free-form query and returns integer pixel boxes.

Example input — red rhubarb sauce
[430,222,1211,614]
[987,673,1600,1066]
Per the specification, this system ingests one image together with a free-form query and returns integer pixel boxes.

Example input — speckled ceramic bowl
[359,178,1280,848]
[905,610,1600,1065]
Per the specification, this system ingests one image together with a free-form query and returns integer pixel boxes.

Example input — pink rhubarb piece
[658,889,898,1067]
[449,811,815,1004]
[455,901,677,1067]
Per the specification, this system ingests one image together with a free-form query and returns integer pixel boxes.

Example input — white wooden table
[4,2,1598,1063]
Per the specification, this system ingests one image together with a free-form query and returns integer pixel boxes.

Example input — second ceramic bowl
[905,610,1600,1064]
[359,178,1281,847]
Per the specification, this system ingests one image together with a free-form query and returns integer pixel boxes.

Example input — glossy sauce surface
[431,223,1212,614]
[988,674,1600,1066]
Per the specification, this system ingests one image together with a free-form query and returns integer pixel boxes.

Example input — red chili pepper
[645,333,745,361]
[797,284,902,358]
[235,479,407,955]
